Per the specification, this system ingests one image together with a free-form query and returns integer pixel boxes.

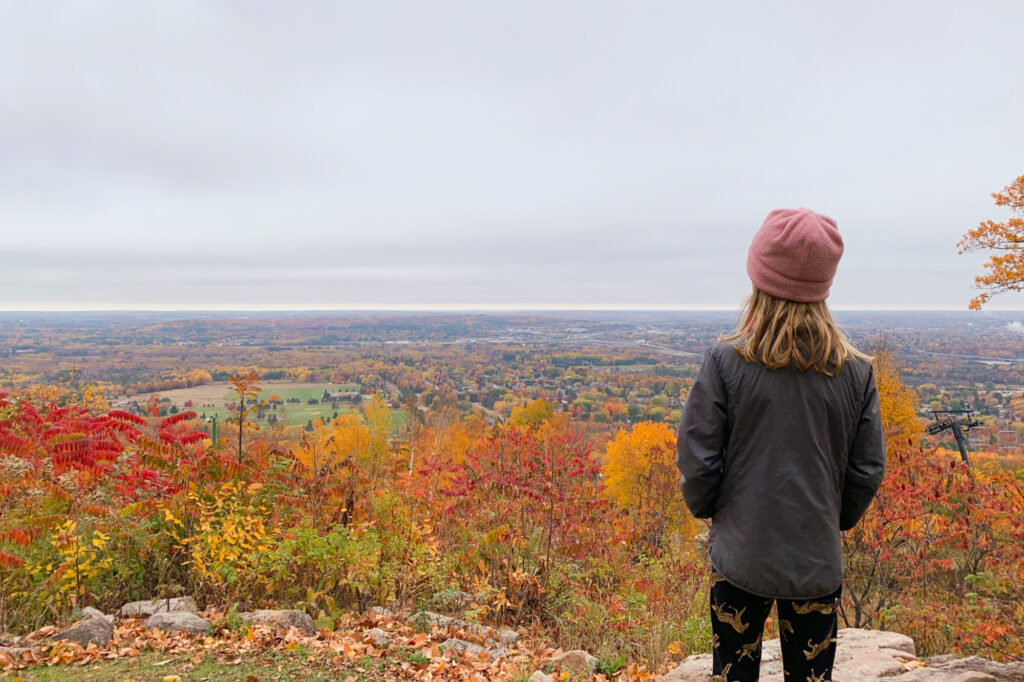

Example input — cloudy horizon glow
[2,2,1023,311]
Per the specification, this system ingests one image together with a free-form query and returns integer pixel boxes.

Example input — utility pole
[926,409,979,473]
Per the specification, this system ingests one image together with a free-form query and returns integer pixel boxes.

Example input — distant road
[570,337,703,359]
[918,351,1024,364]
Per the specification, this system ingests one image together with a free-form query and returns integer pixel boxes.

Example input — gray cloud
[1,1,1022,309]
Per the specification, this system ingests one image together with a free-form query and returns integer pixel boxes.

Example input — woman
[676,208,887,682]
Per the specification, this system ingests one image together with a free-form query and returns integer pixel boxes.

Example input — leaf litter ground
[1,610,660,681]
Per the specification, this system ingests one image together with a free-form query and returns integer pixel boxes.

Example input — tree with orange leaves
[873,347,924,447]
[603,421,697,547]
[958,174,1024,309]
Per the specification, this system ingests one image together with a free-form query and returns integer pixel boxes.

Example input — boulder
[546,649,598,674]
[527,672,554,682]
[120,596,198,618]
[498,628,522,646]
[663,653,714,682]
[53,616,113,648]
[80,606,111,623]
[143,611,211,636]
[662,628,1024,682]
[365,627,392,647]
[237,609,316,636]
[834,627,919,681]
[370,606,395,619]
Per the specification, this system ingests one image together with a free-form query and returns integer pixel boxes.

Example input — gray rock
[527,673,554,682]
[902,656,1024,682]
[370,606,395,619]
[440,637,486,658]
[545,649,598,674]
[498,628,522,646]
[901,670,996,682]
[409,610,454,629]
[365,627,392,647]
[237,609,315,636]
[53,616,113,648]
[143,611,211,636]
[80,606,110,622]
[120,596,198,618]
[407,610,491,637]
[664,653,713,682]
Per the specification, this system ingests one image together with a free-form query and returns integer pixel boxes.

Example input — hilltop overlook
[1,312,1022,680]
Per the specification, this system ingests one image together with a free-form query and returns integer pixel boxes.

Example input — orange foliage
[958,173,1024,309]
[873,348,924,446]
[603,422,698,545]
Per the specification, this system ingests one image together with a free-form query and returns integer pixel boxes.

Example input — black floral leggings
[709,569,841,682]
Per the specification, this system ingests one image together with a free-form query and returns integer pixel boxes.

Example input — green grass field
[193,404,407,434]
[132,383,406,432]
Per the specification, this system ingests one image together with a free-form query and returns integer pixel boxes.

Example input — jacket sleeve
[840,365,887,531]
[676,348,729,519]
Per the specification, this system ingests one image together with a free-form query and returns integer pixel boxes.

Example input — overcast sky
[2,1,1023,310]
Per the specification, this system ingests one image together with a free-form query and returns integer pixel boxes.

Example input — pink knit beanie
[746,207,844,303]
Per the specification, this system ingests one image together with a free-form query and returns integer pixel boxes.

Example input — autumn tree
[603,421,696,547]
[508,398,555,430]
[227,371,261,463]
[873,347,924,447]
[958,174,1024,309]
[360,393,393,486]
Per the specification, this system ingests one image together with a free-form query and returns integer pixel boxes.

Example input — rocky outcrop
[407,610,519,660]
[119,596,198,618]
[904,656,1024,682]
[663,628,1024,682]
[237,609,316,636]
[143,611,211,636]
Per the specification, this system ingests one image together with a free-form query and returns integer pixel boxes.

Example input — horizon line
[0,303,1014,313]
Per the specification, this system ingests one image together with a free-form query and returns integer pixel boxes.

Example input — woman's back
[678,340,882,599]
[675,207,887,681]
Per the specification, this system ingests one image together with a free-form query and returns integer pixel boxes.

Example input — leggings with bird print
[709,569,841,682]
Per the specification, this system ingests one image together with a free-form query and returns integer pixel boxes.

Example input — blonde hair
[720,287,870,376]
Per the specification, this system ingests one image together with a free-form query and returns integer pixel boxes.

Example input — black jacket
[676,341,886,599]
